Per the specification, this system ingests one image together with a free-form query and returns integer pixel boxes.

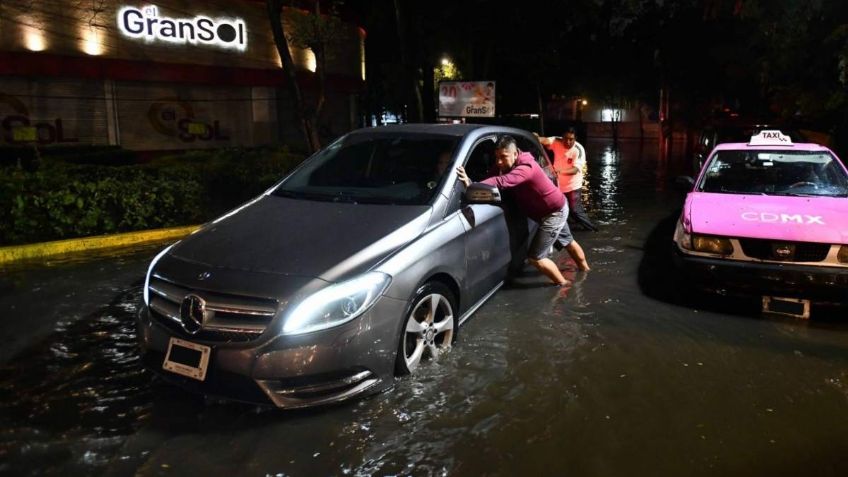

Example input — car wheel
[395,282,456,375]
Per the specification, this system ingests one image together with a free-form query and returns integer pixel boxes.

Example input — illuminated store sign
[118,5,247,51]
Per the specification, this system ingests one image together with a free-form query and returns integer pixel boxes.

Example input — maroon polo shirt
[481,152,564,222]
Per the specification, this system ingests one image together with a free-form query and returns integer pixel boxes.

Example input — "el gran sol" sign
[118,5,247,51]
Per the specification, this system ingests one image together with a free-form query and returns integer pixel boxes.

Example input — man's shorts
[528,203,570,260]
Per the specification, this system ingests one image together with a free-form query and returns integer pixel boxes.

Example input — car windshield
[698,150,848,197]
[271,133,459,205]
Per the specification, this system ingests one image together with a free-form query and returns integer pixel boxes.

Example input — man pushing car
[457,135,590,286]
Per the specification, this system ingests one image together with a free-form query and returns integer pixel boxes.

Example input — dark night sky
[341,0,848,139]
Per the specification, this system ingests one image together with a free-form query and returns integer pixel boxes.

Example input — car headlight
[282,272,392,335]
[143,243,177,306]
[838,245,848,263]
[674,219,693,250]
[692,235,733,255]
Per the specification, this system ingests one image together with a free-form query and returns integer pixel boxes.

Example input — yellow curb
[0,225,200,265]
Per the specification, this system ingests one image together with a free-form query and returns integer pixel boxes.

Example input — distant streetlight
[573,97,589,121]
[435,56,460,84]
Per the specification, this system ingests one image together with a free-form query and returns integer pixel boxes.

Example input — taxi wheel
[395,282,457,375]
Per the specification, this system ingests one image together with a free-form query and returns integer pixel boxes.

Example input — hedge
[0,146,305,246]
[0,145,141,169]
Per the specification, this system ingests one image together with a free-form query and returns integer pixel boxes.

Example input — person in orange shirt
[536,127,598,232]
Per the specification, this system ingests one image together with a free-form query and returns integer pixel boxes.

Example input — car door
[456,136,513,304]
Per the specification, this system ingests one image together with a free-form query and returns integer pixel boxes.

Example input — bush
[0,145,140,169]
[0,146,305,246]
[151,146,305,216]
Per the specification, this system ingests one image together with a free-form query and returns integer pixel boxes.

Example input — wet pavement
[3,139,848,476]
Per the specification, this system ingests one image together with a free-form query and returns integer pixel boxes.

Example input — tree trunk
[266,0,320,153]
[535,82,545,135]
[363,28,379,126]
[310,2,327,147]
[393,0,422,122]
[421,56,435,122]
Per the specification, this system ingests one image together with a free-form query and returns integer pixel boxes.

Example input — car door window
[443,137,496,216]
[464,137,497,181]
[515,136,550,168]
[515,135,556,185]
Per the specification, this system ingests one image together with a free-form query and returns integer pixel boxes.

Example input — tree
[391,0,423,122]
[266,0,345,153]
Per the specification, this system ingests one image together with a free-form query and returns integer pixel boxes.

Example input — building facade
[0,0,365,151]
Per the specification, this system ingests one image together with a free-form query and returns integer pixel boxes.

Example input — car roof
[705,124,806,141]
[713,142,831,153]
[346,123,532,138]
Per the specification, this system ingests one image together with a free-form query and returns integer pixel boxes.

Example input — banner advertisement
[438,81,495,118]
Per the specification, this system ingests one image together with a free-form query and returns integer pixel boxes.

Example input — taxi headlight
[692,235,734,255]
[838,245,848,263]
[674,220,693,250]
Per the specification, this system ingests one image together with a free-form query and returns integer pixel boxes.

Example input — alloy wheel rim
[403,293,454,371]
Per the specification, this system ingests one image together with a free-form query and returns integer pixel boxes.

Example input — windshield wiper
[273,189,339,201]
[355,197,411,205]
[332,194,358,203]
[272,189,304,199]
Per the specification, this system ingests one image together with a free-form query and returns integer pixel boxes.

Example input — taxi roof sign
[748,130,793,146]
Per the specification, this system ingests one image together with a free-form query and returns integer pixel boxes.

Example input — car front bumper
[673,249,848,304]
[136,294,408,409]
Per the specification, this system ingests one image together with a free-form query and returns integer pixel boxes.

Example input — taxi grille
[738,239,831,262]
[147,276,278,342]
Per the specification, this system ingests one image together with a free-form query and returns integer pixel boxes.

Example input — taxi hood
[685,192,848,243]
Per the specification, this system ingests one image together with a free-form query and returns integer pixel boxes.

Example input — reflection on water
[3,140,848,475]
[0,288,153,475]
[594,144,622,224]
[0,242,171,274]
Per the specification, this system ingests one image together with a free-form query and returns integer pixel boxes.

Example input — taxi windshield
[698,150,848,197]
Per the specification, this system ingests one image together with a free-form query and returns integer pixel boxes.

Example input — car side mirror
[693,153,706,172]
[464,183,502,204]
[674,175,695,191]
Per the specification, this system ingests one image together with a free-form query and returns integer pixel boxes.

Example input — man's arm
[480,161,533,189]
[533,132,556,146]
[575,142,586,163]
[566,142,586,174]
[457,162,533,189]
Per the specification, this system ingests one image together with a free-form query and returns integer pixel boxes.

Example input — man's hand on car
[456,166,471,187]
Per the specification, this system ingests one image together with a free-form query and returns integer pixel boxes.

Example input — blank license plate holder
[163,337,211,381]
[762,296,810,319]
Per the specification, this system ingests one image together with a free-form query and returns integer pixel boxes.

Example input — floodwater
[3,139,848,476]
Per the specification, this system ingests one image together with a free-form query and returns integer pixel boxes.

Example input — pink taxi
[673,131,848,317]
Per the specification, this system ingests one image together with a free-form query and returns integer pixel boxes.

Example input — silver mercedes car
[137,124,555,408]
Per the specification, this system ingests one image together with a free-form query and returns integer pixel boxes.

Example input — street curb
[0,225,200,265]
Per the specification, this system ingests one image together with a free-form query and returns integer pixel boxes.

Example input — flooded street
[3,139,848,476]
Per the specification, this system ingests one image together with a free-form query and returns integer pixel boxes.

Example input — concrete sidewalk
[0,225,199,266]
